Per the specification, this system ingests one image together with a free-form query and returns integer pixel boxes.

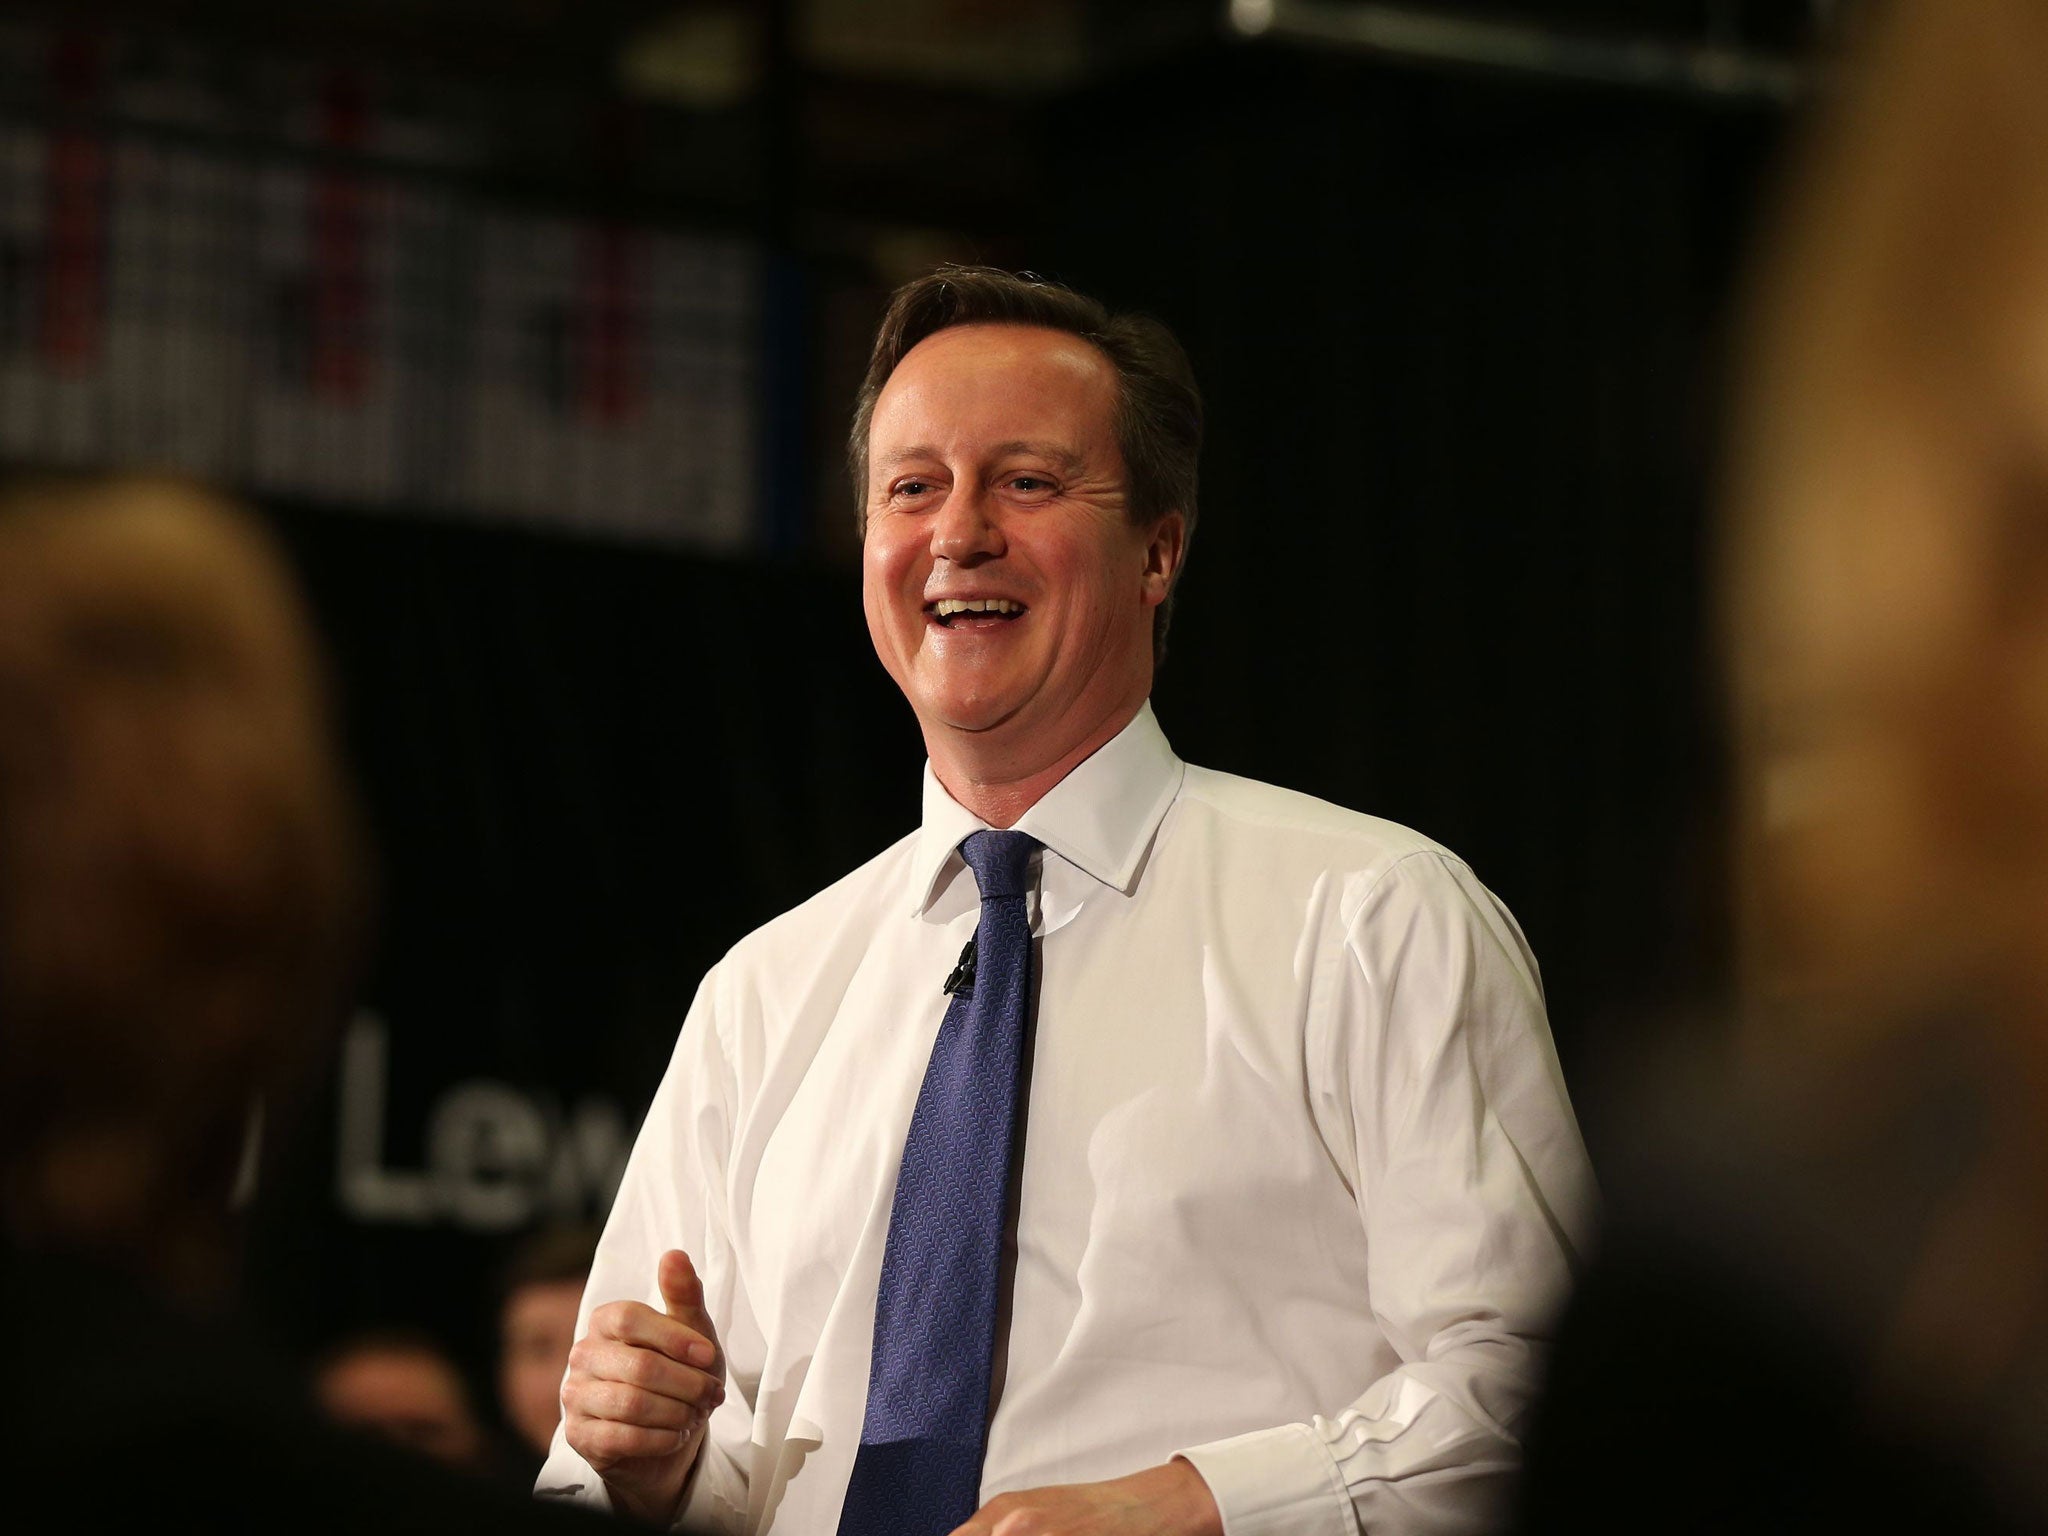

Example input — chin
[905,664,1026,732]
[929,702,1022,736]
[916,685,1027,737]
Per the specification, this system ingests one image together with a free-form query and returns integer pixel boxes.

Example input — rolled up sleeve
[1180,852,1597,1536]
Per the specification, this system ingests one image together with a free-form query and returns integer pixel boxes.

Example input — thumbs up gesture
[562,1250,727,1526]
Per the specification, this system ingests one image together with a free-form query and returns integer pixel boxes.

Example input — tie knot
[958,829,1039,900]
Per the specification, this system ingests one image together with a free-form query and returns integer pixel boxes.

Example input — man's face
[862,323,1179,760]
[315,1345,484,1469]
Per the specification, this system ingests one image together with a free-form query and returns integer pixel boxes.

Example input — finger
[592,1300,719,1368]
[944,1503,1010,1536]
[658,1249,715,1336]
[574,1379,708,1432]
[569,1335,720,1404]
[565,1415,691,1466]
[573,1342,725,1412]
[953,1494,1029,1536]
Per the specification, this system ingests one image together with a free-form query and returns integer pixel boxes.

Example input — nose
[931,484,1006,565]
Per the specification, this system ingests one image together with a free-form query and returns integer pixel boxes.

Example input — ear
[1139,511,1187,609]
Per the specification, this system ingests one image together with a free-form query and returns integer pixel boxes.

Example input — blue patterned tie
[837,829,1041,1536]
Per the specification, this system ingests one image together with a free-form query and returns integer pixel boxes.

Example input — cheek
[861,561,925,688]
[1754,734,1926,945]
[862,530,925,619]
[513,1357,561,1400]
[861,577,905,657]
[859,550,900,641]
[1062,552,1148,645]
[1748,711,1991,1020]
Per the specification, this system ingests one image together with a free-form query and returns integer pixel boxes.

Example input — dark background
[1,0,1831,1422]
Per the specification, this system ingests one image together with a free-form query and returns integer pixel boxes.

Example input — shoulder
[711,827,921,984]
[1167,765,1530,966]
[1175,764,1468,889]
[1177,763,1449,862]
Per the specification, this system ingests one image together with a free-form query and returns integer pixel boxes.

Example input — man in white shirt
[541,268,1596,1535]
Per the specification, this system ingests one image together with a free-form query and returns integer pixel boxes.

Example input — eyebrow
[875,440,1087,475]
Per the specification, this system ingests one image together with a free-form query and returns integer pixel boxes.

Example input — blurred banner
[0,29,758,549]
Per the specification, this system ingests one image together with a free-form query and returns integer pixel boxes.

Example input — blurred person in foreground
[540,268,1597,1536]
[0,476,358,1304]
[1518,3,2048,1530]
[499,1224,601,1466]
[0,474,610,1533]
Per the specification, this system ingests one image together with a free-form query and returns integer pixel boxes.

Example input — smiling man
[539,268,1596,1536]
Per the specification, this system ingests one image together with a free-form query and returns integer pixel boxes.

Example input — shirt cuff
[1177,1423,1360,1536]
[534,1450,614,1515]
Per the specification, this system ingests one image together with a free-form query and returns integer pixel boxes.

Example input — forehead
[505,1277,585,1325]
[870,323,1119,457]
[329,1350,466,1398]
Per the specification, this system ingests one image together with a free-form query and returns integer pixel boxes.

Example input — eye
[891,478,937,500]
[1005,474,1056,496]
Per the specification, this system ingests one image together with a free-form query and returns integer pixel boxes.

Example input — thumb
[657,1248,710,1328]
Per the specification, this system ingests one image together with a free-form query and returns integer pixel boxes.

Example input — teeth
[933,598,1023,618]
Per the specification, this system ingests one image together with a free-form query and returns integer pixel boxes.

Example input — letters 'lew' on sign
[335,1011,632,1233]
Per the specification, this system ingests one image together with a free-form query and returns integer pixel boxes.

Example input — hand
[561,1249,726,1526]
[947,1460,1224,1536]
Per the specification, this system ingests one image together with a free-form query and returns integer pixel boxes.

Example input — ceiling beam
[1227,0,1813,106]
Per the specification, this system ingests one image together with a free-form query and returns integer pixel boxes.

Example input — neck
[927,693,1147,829]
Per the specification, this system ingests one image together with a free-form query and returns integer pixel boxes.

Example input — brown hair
[848,266,1203,662]
[0,475,363,1284]
[499,1219,601,1302]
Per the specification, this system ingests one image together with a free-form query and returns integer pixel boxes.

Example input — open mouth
[926,597,1027,628]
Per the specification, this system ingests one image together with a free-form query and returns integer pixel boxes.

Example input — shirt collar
[908,701,1185,916]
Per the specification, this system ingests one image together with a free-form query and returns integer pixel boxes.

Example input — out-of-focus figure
[498,1224,599,1462]
[316,1328,490,1470]
[0,474,609,1533]
[1724,0,2048,1435]
[1519,3,2048,1531]
[0,474,360,1295]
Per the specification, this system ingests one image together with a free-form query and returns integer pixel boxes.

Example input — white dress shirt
[539,703,1597,1535]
